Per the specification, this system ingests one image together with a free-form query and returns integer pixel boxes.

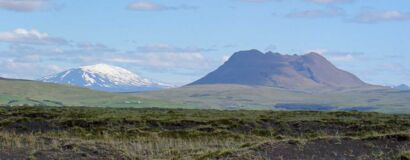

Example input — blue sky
[0,0,409,85]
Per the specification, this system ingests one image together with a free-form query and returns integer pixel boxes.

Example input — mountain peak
[41,64,171,92]
[81,64,133,74]
[302,52,327,61]
[190,49,367,90]
[305,52,322,57]
[81,63,125,71]
[79,64,143,82]
[231,49,264,57]
[81,63,112,68]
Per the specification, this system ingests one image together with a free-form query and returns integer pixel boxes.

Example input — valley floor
[0,106,409,159]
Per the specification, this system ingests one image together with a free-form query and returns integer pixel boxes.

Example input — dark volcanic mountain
[190,49,368,89]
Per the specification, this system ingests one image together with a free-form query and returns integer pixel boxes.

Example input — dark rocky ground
[216,134,409,160]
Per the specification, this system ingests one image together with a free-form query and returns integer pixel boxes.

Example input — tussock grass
[0,131,255,159]
[0,106,409,159]
[401,150,410,160]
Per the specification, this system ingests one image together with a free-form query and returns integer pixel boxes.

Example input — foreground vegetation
[0,106,409,159]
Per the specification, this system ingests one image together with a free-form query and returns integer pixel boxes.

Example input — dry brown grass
[0,106,409,159]
[0,131,259,159]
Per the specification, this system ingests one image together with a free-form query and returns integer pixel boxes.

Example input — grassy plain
[139,84,410,113]
[0,79,194,109]
[0,106,409,159]
[2,79,410,114]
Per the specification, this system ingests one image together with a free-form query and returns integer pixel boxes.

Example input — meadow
[0,78,196,109]
[139,84,410,114]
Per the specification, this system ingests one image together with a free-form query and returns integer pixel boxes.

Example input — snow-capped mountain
[40,64,173,92]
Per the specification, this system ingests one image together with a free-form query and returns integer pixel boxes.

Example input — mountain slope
[41,64,171,92]
[0,78,190,108]
[190,50,367,90]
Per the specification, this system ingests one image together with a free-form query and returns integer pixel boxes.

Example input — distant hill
[139,49,410,113]
[41,64,172,92]
[139,84,410,114]
[0,78,189,108]
[393,84,410,91]
[190,49,368,90]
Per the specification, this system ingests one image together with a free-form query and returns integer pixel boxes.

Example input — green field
[2,79,410,114]
[0,78,195,109]
[0,106,409,159]
[139,84,410,113]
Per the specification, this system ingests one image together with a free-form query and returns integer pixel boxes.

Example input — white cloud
[0,58,62,79]
[76,42,116,53]
[135,44,209,53]
[305,0,354,4]
[0,28,67,45]
[328,54,354,62]
[0,41,115,79]
[0,0,49,12]
[111,54,205,69]
[127,1,164,11]
[305,48,328,55]
[286,8,344,18]
[242,0,352,3]
[113,53,207,70]
[265,44,277,51]
[127,1,197,11]
[111,44,211,70]
[305,48,362,62]
[239,0,281,3]
[136,52,205,69]
[352,10,410,23]
[0,38,213,80]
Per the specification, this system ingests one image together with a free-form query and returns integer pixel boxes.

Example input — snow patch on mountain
[41,64,173,92]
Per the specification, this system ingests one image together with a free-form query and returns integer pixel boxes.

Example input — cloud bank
[0,0,49,12]
[0,29,67,45]
[305,0,354,4]
[286,8,345,18]
[352,10,410,23]
[127,1,197,11]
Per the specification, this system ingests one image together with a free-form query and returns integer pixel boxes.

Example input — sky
[0,0,409,86]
